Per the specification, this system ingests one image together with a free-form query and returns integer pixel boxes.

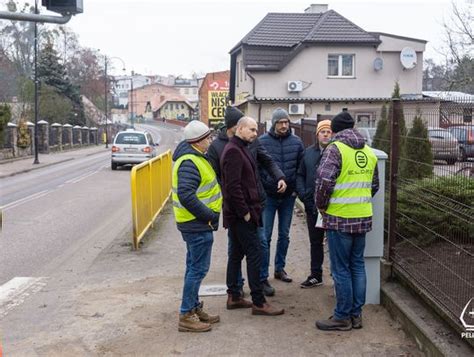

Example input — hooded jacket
[259,127,304,198]
[207,127,285,204]
[172,140,220,233]
[315,128,379,233]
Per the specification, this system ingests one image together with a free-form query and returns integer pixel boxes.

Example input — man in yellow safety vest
[314,111,379,331]
[172,120,222,333]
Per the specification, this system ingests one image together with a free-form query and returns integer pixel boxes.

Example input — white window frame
[327,54,355,78]
[355,113,375,127]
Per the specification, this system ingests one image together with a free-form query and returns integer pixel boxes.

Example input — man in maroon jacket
[221,116,284,316]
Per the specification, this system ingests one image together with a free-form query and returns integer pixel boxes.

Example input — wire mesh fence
[287,97,473,334]
[383,98,473,335]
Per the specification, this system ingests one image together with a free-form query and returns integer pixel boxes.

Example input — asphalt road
[0,121,182,285]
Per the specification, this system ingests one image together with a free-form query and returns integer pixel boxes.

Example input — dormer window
[328,54,355,77]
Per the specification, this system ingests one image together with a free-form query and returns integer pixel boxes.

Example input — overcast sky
[2,0,463,77]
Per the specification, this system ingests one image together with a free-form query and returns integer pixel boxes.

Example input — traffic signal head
[41,0,83,15]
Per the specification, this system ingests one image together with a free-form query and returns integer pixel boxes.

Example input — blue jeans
[327,230,366,320]
[227,230,244,289]
[180,231,214,314]
[260,195,296,281]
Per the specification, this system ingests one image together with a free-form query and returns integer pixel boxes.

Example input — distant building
[111,108,128,124]
[132,83,193,121]
[173,77,200,110]
[199,70,230,127]
[112,74,154,108]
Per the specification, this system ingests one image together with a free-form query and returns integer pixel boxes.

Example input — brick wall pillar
[38,120,49,154]
[63,124,73,148]
[7,122,18,157]
[81,126,90,145]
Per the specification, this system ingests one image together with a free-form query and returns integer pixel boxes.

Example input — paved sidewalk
[3,202,422,356]
[0,146,109,178]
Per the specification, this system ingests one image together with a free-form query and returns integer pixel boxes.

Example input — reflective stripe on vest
[172,154,222,223]
[325,141,377,218]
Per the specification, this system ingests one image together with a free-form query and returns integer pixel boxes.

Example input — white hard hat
[184,120,211,143]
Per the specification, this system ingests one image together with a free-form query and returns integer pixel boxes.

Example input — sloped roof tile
[305,10,379,43]
[240,10,379,48]
[233,10,381,72]
[242,13,322,47]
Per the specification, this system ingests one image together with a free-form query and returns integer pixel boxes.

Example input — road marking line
[0,190,51,211]
[0,277,48,318]
[66,170,98,184]
[71,171,98,183]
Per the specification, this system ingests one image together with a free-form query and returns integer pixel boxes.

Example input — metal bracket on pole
[0,11,72,24]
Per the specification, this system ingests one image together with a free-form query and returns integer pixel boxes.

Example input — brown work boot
[252,303,285,316]
[316,316,352,331]
[178,310,212,332]
[195,302,220,324]
[226,294,253,310]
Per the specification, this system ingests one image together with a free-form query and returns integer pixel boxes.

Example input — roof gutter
[229,52,238,103]
[246,70,256,97]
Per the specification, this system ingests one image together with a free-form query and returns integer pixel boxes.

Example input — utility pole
[130,76,134,128]
[33,0,39,164]
[104,56,108,148]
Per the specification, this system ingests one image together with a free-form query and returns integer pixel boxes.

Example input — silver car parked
[111,129,158,170]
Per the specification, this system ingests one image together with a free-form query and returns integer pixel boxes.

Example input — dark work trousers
[227,219,266,307]
[306,211,325,278]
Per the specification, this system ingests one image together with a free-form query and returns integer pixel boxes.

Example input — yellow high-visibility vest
[172,154,222,223]
[326,141,377,218]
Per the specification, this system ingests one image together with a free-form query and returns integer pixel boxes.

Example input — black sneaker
[300,276,323,289]
[261,280,275,296]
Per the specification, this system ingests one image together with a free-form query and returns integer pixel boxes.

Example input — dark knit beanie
[331,111,355,133]
[224,106,244,129]
[271,108,290,126]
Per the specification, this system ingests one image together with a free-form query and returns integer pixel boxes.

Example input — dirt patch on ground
[393,240,474,325]
[6,205,422,356]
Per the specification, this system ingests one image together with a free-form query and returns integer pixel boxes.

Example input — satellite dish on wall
[373,57,384,71]
[400,47,417,69]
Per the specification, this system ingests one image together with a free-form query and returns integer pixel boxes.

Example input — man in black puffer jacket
[259,108,304,292]
[207,106,286,297]
[296,120,332,289]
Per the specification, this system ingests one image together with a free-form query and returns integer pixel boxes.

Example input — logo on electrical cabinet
[460,298,474,339]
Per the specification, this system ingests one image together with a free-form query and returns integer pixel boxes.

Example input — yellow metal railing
[130,150,172,249]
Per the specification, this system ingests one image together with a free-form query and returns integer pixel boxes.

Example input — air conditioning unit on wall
[287,80,303,92]
[289,103,305,115]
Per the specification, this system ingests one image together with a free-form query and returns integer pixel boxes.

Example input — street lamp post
[103,56,127,143]
[33,0,39,164]
[104,56,108,148]
[130,76,134,128]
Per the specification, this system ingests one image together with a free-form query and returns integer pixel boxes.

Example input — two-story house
[132,83,193,121]
[113,74,153,108]
[173,77,200,110]
[229,4,427,127]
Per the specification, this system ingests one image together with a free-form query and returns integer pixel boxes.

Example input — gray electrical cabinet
[365,148,388,304]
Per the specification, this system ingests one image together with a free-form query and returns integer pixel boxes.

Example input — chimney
[305,4,328,14]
